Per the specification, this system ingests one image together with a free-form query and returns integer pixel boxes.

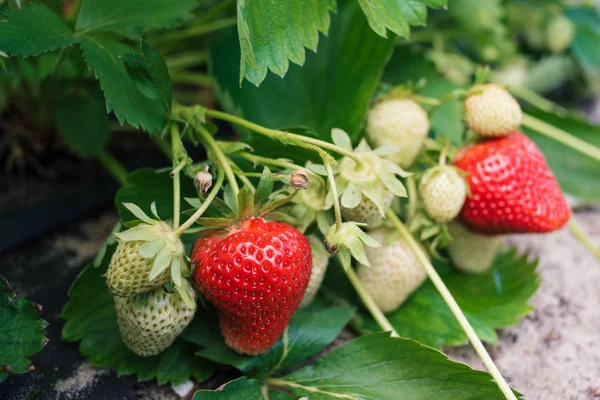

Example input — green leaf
[0,3,77,56]
[253,167,273,210]
[80,36,168,133]
[193,377,294,400]
[358,0,447,38]
[356,250,539,347]
[55,86,110,157]
[566,8,600,95]
[60,246,215,385]
[523,108,600,203]
[277,332,520,399]
[182,302,354,378]
[210,2,394,162]
[237,0,336,86]
[115,169,197,223]
[75,0,196,35]
[0,276,48,382]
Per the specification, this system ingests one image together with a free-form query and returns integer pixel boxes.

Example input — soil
[1,208,599,399]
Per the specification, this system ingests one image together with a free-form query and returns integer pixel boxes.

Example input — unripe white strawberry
[546,15,575,54]
[464,84,522,137]
[107,240,171,297]
[366,98,430,168]
[341,190,394,228]
[357,228,426,313]
[448,222,503,274]
[419,166,467,223]
[115,286,197,356]
[300,236,331,308]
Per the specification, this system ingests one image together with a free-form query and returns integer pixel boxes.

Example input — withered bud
[324,240,339,255]
[194,165,212,194]
[290,170,310,190]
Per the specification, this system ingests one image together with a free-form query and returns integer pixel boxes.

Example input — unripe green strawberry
[419,166,467,223]
[107,240,171,297]
[448,222,503,274]
[341,189,394,227]
[114,286,197,356]
[366,98,430,168]
[300,236,331,308]
[357,228,426,313]
[464,84,522,137]
[546,15,575,54]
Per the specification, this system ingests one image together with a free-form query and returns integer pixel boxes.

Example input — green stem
[166,51,208,71]
[346,267,399,337]
[237,151,325,186]
[171,72,212,87]
[568,218,600,260]
[386,210,517,400]
[197,0,236,23]
[206,110,360,161]
[98,151,128,185]
[174,167,224,236]
[152,135,173,160]
[196,123,240,196]
[323,157,342,231]
[412,94,441,106]
[522,113,600,163]
[51,47,70,76]
[508,86,570,116]
[439,141,450,166]
[153,16,237,46]
[406,175,418,222]
[170,124,183,229]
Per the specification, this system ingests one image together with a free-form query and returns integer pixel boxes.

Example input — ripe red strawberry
[454,131,570,234]
[192,217,312,355]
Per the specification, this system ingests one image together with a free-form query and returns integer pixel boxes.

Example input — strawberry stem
[323,157,343,231]
[237,151,325,186]
[97,151,127,185]
[195,123,240,197]
[170,124,183,229]
[205,110,361,162]
[345,266,399,337]
[406,176,417,223]
[568,218,600,260]
[522,113,600,163]
[508,85,571,117]
[174,166,225,236]
[386,210,517,400]
[439,141,450,166]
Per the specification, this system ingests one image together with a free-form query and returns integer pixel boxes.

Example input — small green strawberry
[447,222,503,274]
[464,84,522,137]
[366,98,430,168]
[357,228,426,313]
[419,166,467,223]
[300,236,331,308]
[341,189,394,228]
[106,203,186,298]
[115,285,197,356]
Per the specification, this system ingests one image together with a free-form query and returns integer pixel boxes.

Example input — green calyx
[333,130,410,217]
[324,222,380,270]
[115,202,194,308]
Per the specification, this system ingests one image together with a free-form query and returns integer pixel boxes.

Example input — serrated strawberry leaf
[0,277,48,382]
[237,0,336,86]
[346,249,539,348]
[182,300,354,378]
[358,0,447,38]
[0,3,77,56]
[75,0,196,36]
[211,2,394,162]
[60,245,215,385]
[193,377,294,400]
[116,168,197,224]
[272,332,521,399]
[80,36,168,133]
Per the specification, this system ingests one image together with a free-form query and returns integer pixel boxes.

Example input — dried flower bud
[194,165,212,194]
[290,170,310,190]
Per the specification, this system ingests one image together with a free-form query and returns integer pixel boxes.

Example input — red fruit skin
[454,131,570,234]
[192,217,312,355]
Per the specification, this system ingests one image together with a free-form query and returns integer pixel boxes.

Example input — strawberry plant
[1,0,600,399]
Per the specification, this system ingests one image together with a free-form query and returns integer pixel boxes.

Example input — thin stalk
[197,0,236,23]
[174,167,224,236]
[569,218,600,260]
[237,151,325,186]
[171,72,212,87]
[439,141,450,166]
[170,125,183,229]
[51,47,70,76]
[509,86,570,116]
[346,267,399,337]
[323,157,342,230]
[206,110,360,162]
[522,113,600,163]
[153,16,237,45]
[406,176,418,223]
[166,51,208,71]
[412,94,442,107]
[386,210,516,400]
[196,124,240,196]
[98,151,128,185]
